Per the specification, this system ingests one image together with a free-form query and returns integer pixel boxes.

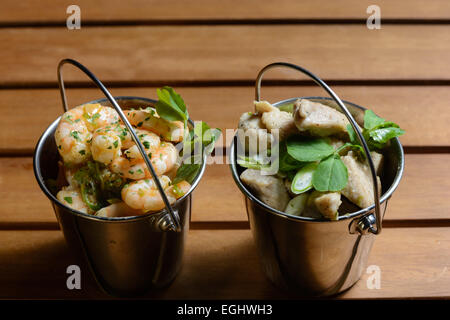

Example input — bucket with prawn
[33,59,207,296]
[230,63,404,296]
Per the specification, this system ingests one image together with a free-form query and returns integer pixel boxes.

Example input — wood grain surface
[0,25,449,85]
[1,86,449,154]
[0,0,449,301]
[1,0,449,23]
[1,228,449,299]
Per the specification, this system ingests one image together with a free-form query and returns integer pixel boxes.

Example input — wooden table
[1,1,449,299]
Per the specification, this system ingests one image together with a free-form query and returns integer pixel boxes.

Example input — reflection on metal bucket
[34,97,207,297]
[230,63,404,297]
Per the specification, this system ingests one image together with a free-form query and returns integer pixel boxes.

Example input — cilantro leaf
[346,110,404,151]
[364,110,386,130]
[312,154,348,192]
[155,86,188,122]
[286,136,335,162]
[173,161,201,184]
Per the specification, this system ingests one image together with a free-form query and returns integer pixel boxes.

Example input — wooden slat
[1,228,449,299]
[1,0,449,23]
[1,154,448,224]
[1,86,449,154]
[0,26,449,85]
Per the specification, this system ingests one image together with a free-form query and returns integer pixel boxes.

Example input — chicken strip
[237,112,273,155]
[370,151,384,176]
[341,151,382,209]
[293,99,349,137]
[240,169,290,211]
[307,191,342,220]
[254,101,297,141]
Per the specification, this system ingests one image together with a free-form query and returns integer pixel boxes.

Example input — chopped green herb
[143,141,150,149]
[79,150,86,155]
[113,140,119,148]
[70,131,81,142]
[64,197,73,204]
[137,121,143,127]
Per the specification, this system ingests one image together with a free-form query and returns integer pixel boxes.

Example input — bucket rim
[33,96,207,223]
[229,96,405,223]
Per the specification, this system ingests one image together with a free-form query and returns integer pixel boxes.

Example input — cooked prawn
[125,109,184,142]
[121,178,190,212]
[57,187,90,214]
[55,106,92,165]
[110,141,178,179]
[91,128,122,165]
[95,201,143,217]
[55,104,120,165]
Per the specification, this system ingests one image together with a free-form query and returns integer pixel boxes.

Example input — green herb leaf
[312,154,348,192]
[155,86,188,122]
[287,136,334,162]
[173,161,201,184]
[369,126,405,144]
[64,196,73,204]
[364,110,386,130]
[69,130,81,142]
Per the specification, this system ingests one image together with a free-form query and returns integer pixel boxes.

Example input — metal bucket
[229,63,404,296]
[33,60,207,297]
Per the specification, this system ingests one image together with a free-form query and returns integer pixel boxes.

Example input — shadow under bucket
[34,96,207,297]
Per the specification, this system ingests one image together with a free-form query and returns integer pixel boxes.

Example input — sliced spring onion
[285,193,309,216]
[291,162,318,194]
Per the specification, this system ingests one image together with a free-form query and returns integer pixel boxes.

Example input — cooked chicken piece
[254,100,278,113]
[293,99,350,137]
[307,191,341,220]
[341,151,382,209]
[237,112,273,154]
[370,151,384,176]
[239,112,264,131]
[240,169,290,211]
[253,101,297,141]
[284,179,297,197]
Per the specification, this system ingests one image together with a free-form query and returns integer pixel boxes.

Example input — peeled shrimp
[55,104,119,165]
[123,130,160,160]
[121,178,190,212]
[125,109,184,142]
[57,187,90,213]
[81,103,120,132]
[91,128,122,165]
[95,201,143,217]
[110,141,178,179]
[55,106,92,165]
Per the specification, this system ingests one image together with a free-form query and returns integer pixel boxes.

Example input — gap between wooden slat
[2,79,450,90]
[2,219,450,231]
[1,18,450,29]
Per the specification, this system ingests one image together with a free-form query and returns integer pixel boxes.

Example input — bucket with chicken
[33,59,216,296]
[230,62,404,296]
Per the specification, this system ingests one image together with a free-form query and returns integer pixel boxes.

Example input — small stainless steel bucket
[230,63,404,296]
[33,59,207,296]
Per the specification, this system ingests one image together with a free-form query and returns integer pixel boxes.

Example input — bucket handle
[57,58,182,232]
[255,62,382,235]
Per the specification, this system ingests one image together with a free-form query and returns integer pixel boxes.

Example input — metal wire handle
[255,62,382,235]
[57,58,181,232]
